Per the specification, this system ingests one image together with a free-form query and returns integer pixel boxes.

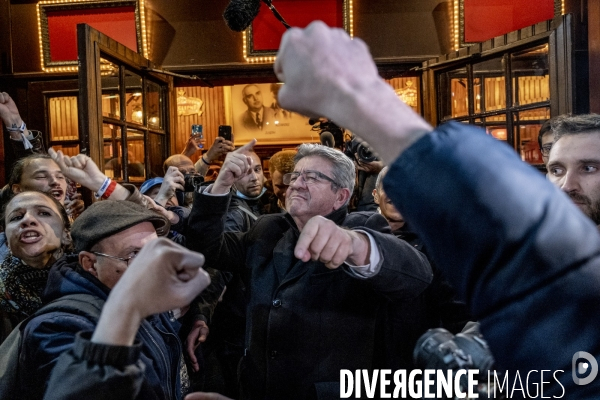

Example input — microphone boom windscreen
[320,131,335,148]
[224,0,261,32]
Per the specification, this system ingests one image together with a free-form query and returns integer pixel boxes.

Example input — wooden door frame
[77,23,174,169]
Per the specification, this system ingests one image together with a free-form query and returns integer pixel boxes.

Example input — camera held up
[309,117,379,163]
[309,118,345,150]
[182,174,204,192]
[344,136,379,163]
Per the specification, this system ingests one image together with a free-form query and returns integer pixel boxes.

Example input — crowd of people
[0,21,599,400]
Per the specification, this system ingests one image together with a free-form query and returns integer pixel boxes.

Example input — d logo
[572,351,598,385]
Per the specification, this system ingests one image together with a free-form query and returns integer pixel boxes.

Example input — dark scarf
[0,256,50,317]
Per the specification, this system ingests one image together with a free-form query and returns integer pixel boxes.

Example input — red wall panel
[252,0,343,51]
[47,6,137,62]
[464,0,555,43]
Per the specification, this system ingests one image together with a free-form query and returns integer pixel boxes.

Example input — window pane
[480,115,508,141]
[127,129,146,182]
[439,67,468,119]
[473,78,482,114]
[125,70,144,124]
[103,123,118,139]
[515,107,550,164]
[518,124,545,164]
[148,132,166,178]
[101,58,120,119]
[512,44,550,106]
[473,57,506,112]
[147,80,163,130]
[48,96,78,141]
[387,77,421,114]
[486,114,506,123]
[51,144,80,156]
[518,108,550,121]
[103,124,123,180]
[486,125,508,141]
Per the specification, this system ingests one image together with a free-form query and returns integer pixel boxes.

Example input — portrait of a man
[231,83,315,144]
[239,84,276,132]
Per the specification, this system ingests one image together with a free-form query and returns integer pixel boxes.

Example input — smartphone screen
[218,125,232,142]
[191,124,204,149]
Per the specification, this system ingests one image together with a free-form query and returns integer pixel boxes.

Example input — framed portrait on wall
[229,83,319,145]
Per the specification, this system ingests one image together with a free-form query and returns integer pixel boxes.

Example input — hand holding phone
[204,131,235,164]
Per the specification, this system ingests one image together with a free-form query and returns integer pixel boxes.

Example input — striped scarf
[0,256,49,317]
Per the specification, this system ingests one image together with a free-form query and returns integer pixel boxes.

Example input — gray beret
[71,200,169,253]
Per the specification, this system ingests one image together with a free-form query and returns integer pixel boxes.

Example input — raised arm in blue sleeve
[384,121,600,397]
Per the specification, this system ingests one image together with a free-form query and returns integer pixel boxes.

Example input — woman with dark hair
[0,191,72,343]
[0,91,84,254]
[0,153,76,260]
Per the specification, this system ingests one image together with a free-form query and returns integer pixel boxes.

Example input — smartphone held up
[218,125,233,142]
[191,124,204,149]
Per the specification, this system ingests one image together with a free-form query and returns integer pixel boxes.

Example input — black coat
[377,224,471,372]
[225,193,262,233]
[186,191,433,399]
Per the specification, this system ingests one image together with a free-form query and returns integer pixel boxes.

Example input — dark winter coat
[185,191,433,399]
[18,255,184,400]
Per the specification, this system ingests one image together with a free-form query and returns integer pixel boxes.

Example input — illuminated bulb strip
[45,66,79,73]
[244,55,277,64]
[243,30,248,61]
[36,2,46,71]
[139,0,148,58]
[243,28,276,63]
[348,0,354,38]
[453,0,459,51]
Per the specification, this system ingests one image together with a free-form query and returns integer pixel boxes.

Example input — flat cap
[71,200,169,253]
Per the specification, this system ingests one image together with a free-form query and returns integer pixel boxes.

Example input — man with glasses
[19,200,196,399]
[186,141,432,398]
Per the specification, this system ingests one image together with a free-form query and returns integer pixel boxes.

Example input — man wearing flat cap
[17,200,198,400]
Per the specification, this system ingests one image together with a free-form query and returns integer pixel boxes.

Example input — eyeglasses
[540,143,553,157]
[91,251,139,266]
[283,170,340,187]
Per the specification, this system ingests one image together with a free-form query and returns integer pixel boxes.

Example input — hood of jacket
[42,254,110,303]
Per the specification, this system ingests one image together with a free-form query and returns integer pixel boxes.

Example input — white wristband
[94,177,111,199]
[5,121,26,132]
[5,121,33,149]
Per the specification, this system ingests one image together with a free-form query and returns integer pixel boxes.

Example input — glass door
[77,24,171,185]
